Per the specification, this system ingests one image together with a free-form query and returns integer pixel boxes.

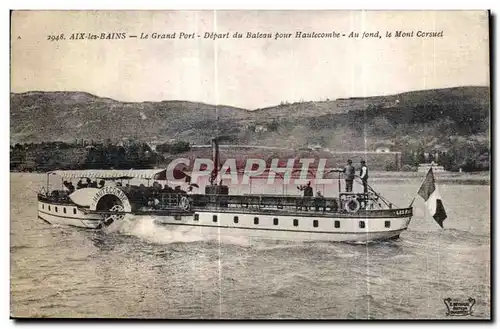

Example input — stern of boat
[37,193,103,229]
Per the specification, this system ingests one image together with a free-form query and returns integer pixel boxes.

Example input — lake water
[10,173,491,319]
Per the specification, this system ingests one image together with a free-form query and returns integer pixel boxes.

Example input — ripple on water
[9,174,491,319]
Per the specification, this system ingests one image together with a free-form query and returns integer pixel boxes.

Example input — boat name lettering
[92,186,128,204]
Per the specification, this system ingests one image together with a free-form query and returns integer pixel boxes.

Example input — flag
[417,168,447,228]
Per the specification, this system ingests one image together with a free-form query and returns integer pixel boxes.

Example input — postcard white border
[2,1,497,328]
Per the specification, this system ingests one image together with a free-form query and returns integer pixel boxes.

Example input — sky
[10,10,490,109]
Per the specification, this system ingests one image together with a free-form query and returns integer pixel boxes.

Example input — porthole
[359,221,365,229]
[55,206,58,213]
[194,214,199,221]
[213,215,217,223]
[313,220,318,228]
[42,204,44,209]
[48,205,51,211]
[234,216,239,223]
[73,208,77,215]
[385,220,390,228]
[293,219,299,227]
[273,218,279,225]
[254,217,259,225]
[334,220,340,228]
[63,208,67,214]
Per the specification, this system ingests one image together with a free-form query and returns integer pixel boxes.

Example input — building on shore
[417,161,446,173]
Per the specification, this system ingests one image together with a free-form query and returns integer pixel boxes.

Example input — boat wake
[103,216,252,246]
[103,216,208,244]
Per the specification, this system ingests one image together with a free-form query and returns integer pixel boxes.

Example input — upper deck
[38,188,412,219]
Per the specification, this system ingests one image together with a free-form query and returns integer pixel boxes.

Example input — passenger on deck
[77,179,85,189]
[99,180,105,188]
[330,198,339,212]
[343,159,355,192]
[304,182,313,197]
[63,181,75,193]
[297,181,313,197]
[174,186,187,194]
[314,191,326,211]
[147,197,160,208]
[359,160,369,194]
[297,181,314,210]
[89,180,98,188]
[162,185,175,194]
[138,184,148,205]
[152,182,162,194]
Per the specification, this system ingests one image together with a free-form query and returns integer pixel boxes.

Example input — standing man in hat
[360,160,369,193]
[343,159,355,192]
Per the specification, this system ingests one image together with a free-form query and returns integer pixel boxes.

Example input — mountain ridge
[12,85,488,110]
[10,86,490,151]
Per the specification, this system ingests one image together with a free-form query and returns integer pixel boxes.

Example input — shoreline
[10,170,490,186]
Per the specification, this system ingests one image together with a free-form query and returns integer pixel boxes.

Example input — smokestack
[211,137,220,185]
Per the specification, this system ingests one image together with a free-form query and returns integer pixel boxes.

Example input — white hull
[152,211,412,243]
[38,201,102,229]
[151,220,406,243]
[38,200,411,242]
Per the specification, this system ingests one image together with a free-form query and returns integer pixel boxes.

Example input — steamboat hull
[152,220,408,243]
[38,201,102,229]
[38,197,412,242]
[151,210,412,243]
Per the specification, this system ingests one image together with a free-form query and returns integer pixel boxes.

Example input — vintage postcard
[10,10,490,319]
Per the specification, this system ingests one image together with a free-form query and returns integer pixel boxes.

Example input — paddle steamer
[37,140,413,243]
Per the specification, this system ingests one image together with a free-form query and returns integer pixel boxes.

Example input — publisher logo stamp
[444,298,476,316]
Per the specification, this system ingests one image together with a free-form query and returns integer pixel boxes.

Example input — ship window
[359,221,365,229]
[334,220,340,228]
[194,214,199,221]
[63,208,67,214]
[254,217,259,225]
[213,215,217,223]
[48,205,51,211]
[55,207,58,213]
[293,219,299,227]
[385,221,390,228]
[313,220,318,228]
[73,208,77,215]
[273,218,279,225]
[234,216,239,223]
[42,204,44,209]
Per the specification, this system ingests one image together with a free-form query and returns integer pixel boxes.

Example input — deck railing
[38,187,405,216]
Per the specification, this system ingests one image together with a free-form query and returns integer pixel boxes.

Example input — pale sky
[10,10,489,109]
